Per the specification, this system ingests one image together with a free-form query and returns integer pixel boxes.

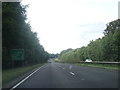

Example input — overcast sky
[21,0,119,54]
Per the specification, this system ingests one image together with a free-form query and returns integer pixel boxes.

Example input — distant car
[85,59,92,62]
[47,60,52,63]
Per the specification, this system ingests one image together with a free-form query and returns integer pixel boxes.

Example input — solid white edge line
[70,72,75,76]
[10,64,46,90]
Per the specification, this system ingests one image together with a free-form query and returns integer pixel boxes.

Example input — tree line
[59,19,120,63]
[2,2,50,69]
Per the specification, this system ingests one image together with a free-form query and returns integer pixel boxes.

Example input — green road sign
[10,49,24,60]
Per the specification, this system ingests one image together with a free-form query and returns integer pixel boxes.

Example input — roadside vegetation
[76,63,119,70]
[2,2,50,69]
[3,63,45,85]
[55,59,119,70]
[59,19,120,63]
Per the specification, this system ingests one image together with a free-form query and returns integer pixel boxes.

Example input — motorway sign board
[10,49,24,60]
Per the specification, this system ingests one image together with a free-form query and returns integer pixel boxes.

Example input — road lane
[16,62,118,88]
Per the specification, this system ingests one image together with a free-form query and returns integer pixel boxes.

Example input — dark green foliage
[59,19,120,62]
[49,53,59,58]
[2,2,49,69]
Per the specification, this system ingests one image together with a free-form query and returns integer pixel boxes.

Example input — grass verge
[54,59,119,70]
[76,63,119,70]
[3,63,45,85]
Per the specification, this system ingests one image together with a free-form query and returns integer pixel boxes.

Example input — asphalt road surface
[15,62,118,88]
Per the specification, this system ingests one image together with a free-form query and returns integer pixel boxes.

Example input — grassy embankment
[76,63,119,70]
[3,63,45,85]
[55,59,119,70]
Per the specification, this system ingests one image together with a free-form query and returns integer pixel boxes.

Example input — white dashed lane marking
[10,64,46,90]
[70,72,75,76]
[81,78,85,80]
